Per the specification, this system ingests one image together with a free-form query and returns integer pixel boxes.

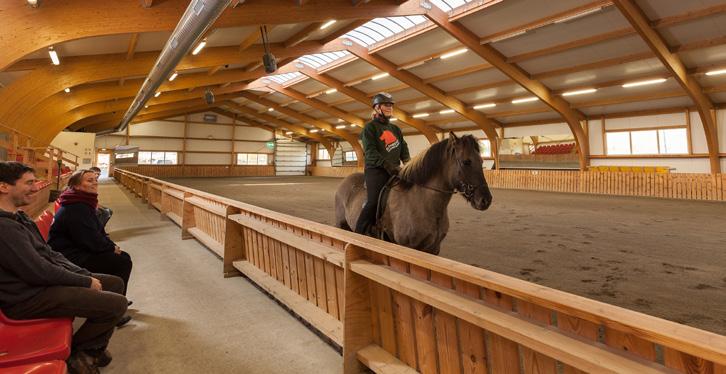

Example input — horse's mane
[398,135,479,189]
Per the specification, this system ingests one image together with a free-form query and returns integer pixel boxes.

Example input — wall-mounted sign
[203,114,217,123]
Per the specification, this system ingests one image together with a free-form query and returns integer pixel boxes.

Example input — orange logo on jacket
[380,130,400,152]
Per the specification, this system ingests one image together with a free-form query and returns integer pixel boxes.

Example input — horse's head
[448,132,492,211]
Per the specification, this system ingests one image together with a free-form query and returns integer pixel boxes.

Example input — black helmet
[372,92,394,108]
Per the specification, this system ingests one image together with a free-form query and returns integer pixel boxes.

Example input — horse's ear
[449,131,459,141]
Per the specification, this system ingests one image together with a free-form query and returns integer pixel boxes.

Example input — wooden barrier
[120,164,274,178]
[309,166,363,178]
[485,170,726,201]
[114,168,726,373]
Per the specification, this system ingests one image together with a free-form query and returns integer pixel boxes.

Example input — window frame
[604,125,689,156]
[317,147,331,161]
[236,152,269,166]
[137,151,178,165]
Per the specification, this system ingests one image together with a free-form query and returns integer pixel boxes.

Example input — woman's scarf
[58,188,98,209]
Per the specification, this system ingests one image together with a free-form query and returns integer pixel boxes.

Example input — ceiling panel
[325,59,378,83]
[208,26,259,47]
[0,71,31,88]
[135,31,173,53]
[432,68,509,92]
[540,57,666,90]
[376,29,460,65]
[564,79,683,106]
[707,92,726,103]
[659,14,726,47]
[580,96,693,116]
[355,75,403,93]
[518,36,651,75]
[289,78,327,95]
[336,101,369,112]
[679,45,726,68]
[408,52,483,80]
[498,112,562,124]
[454,84,528,104]
[458,0,591,38]
[24,33,133,59]
[398,99,445,113]
[267,24,307,43]
[637,0,726,20]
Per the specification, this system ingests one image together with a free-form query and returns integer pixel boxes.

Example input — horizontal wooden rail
[113,168,726,374]
[350,260,667,374]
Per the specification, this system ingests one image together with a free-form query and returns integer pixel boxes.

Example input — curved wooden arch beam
[222,101,336,157]
[297,65,440,144]
[1,0,424,70]
[239,90,365,166]
[344,42,500,164]
[0,42,340,136]
[425,6,590,170]
[613,0,720,174]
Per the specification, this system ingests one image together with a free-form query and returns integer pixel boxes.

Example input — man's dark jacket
[0,209,91,309]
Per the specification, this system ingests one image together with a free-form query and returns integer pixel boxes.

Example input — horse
[335,133,493,255]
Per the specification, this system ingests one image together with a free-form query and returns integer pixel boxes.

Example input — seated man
[0,162,127,374]
[88,166,112,227]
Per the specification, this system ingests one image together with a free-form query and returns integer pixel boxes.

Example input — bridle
[397,148,481,200]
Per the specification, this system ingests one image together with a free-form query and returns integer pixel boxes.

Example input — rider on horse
[354,92,410,235]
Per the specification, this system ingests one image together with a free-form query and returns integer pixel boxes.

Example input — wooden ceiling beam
[240,90,364,164]
[2,0,424,71]
[126,33,139,60]
[298,65,439,143]
[344,42,500,154]
[613,0,720,173]
[223,100,336,155]
[284,22,324,48]
[427,6,590,170]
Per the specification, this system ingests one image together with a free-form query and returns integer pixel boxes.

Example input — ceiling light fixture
[320,20,337,30]
[64,88,70,93]
[512,97,539,104]
[325,88,337,94]
[154,92,161,98]
[335,124,346,129]
[144,105,149,109]
[562,88,597,96]
[310,129,319,133]
[622,78,666,88]
[48,47,60,65]
[439,109,455,114]
[371,72,389,80]
[285,131,293,135]
[268,107,274,112]
[412,113,430,118]
[27,0,39,7]
[488,30,527,43]
[440,48,468,59]
[192,40,207,55]
[554,7,603,24]
[473,103,496,109]
[169,72,178,81]
[390,118,397,121]
[705,69,726,76]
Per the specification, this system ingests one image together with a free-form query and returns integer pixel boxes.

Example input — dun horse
[335,133,492,254]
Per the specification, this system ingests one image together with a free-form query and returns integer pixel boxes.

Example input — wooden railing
[115,168,726,373]
[119,164,275,178]
[485,170,726,201]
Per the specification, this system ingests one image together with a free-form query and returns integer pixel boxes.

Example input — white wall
[94,111,274,166]
[50,132,96,169]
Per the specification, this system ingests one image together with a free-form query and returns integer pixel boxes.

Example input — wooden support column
[182,115,189,177]
[125,126,130,145]
[342,244,374,374]
[230,114,238,172]
[686,109,693,155]
[223,205,243,278]
[181,192,195,240]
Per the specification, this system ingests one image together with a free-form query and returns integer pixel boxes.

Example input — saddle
[370,175,399,241]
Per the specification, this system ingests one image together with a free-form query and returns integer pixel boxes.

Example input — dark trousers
[76,251,132,295]
[4,273,128,351]
[355,167,391,234]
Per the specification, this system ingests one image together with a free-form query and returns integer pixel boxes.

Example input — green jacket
[360,117,410,169]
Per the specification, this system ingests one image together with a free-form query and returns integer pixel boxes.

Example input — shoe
[87,349,112,367]
[67,351,100,374]
[116,315,132,327]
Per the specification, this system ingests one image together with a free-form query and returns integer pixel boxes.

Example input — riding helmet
[372,92,395,108]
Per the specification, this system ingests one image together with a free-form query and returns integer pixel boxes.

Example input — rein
[397,153,478,198]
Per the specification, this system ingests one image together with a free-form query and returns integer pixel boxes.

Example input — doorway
[96,153,110,178]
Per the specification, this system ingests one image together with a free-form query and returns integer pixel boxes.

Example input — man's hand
[114,245,121,255]
[90,277,102,291]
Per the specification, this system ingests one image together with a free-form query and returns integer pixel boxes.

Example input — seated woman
[48,169,133,322]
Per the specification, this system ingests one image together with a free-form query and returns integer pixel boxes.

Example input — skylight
[266,72,304,85]
[297,51,350,69]
[343,16,428,47]
[429,0,476,12]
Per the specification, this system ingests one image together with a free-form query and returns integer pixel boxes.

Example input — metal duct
[115,0,232,133]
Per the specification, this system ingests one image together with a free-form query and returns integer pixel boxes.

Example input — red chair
[33,211,54,242]
[0,310,72,368]
[2,361,67,374]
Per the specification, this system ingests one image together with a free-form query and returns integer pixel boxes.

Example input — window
[237,153,268,165]
[478,139,492,158]
[318,147,330,160]
[606,128,688,155]
[344,151,357,162]
[115,153,134,159]
[138,151,177,165]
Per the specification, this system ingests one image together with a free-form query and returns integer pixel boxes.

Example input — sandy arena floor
[166,175,726,335]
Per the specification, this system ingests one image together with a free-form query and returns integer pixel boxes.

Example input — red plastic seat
[54,200,61,213]
[0,310,72,368]
[33,211,54,242]
[1,361,67,374]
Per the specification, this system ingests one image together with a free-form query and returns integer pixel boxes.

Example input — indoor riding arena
[1,1,725,374]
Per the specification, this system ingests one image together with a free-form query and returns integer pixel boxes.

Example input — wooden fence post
[343,243,374,374]
[181,192,195,240]
[223,206,244,278]
[160,187,170,220]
